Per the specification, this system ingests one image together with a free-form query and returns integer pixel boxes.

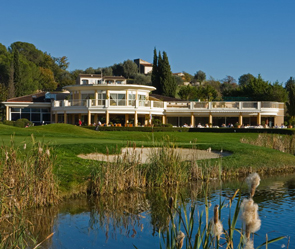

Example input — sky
[1,0,295,84]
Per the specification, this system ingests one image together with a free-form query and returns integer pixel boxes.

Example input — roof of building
[6,92,69,102]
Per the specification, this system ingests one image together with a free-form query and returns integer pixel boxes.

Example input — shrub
[3,120,15,126]
[14,118,33,128]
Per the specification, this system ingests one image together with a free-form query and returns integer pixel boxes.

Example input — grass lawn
[1,123,295,194]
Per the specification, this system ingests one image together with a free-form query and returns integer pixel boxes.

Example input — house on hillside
[2,74,285,127]
[134,59,153,74]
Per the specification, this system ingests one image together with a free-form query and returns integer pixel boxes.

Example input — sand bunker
[78,147,229,164]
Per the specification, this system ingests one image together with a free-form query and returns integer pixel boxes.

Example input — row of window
[10,108,51,122]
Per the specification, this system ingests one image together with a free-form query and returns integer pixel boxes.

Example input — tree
[151,48,159,92]
[122,60,138,79]
[13,49,21,96]
[242,74,269,100]
[112,63,124,76]
[7,61,15,99]
[267,81,287,102]
[158,51,176,97]
[238,73,255,87]
[285,77,295,119]
[194,70,206,83]
[178,85,198,100]
[173,75,184,86]
[133,73,151,85]
[39,67,57,91]
[182,72,193,82]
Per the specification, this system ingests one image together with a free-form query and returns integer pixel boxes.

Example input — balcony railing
[52,100,280,112]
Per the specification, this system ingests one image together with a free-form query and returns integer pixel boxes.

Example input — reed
[159,173,285,249]
[241,133,295,154]
[0,136,59,248]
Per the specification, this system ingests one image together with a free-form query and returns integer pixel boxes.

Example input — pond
[29,173,295,249]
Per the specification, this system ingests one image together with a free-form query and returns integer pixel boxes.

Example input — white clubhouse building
[3,74,284,127]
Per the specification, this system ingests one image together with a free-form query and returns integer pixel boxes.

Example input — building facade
[2,74,284,127]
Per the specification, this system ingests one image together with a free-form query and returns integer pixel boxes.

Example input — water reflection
[25,174,295,248]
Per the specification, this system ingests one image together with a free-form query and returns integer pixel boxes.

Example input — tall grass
[159,173,286,249]
[87,140,223,195]
[241,133,295,154]
[0,136,58,248]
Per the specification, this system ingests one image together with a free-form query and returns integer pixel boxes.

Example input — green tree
[267,81,287,102]
[112,63,124,76]
[122,59,138,79]
[158,51,176,97]
[7,61,15,99]
[194,70,206,83]
[173,75,184,86]
[178,85,198,100]
[133,73,151,85]
[182,71,193,82]
[242,74,269,100]
[39,67,57,91]
[238,73,255,87]
[151,48,159,92]
[13,49,21,96]
[285,77,295,119]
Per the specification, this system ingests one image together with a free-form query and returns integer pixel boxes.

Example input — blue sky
[1,0,294,83]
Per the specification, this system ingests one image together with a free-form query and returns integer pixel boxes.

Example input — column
[5,106,9,120]
[134,111,138,127]
[55,112,58,123]
[209,113,213,126]
[95,90,98,106]
[190,113,195,127]
[257,113,261,125]
[126,90,129,106]
[88,110,91,126]
[72,114,75,125]
[239,113,243,125]
[64,111,67,124]
[162,115,166,125]
[94,114,98,123]
[145,114,149,126]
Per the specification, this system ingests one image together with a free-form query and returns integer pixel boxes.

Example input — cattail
[246,172,260,197]
[23,143,26,149]
[176,231,185,249]
[210,205,223,239]
[46,149,50,156]
[244,238,254,249]
[38,147,43,153]
[5,151,9,161]
[240,198,261,239]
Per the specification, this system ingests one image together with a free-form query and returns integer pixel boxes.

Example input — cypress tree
[8,61,15,99]
[159,51,176,97]
[13,49,21,96]
[151,48,159,92]
[157,51,163,94]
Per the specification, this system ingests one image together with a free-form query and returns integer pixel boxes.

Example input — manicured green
[1,124,295,194]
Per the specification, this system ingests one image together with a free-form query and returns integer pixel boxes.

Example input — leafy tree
[242,74,269,100]
[285,77,295,119]
[201,85,218,101]
[39,67,57,91]
[204,77,222,99]
[133,73,151,85]
[102,67,113,76]
[7,61,15,98]
[122,59,138,79]
[112,63,124,76]
[178,85,198,100]
[182,71,193,82]
[194,70,206,83]
[13,49,21,96]
[10,42,43,65]
[267,81,287,102]
[84,67,95,74]
[238,73,255,87]
[54,56,69,70]
[173,75,184,85]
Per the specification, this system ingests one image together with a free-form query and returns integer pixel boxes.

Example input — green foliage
[238,73,255,87]
[286,77,295,118]
[194,70,206,83]
[133,73,151,85]
[122,59,138,79]
[14,118,33,128]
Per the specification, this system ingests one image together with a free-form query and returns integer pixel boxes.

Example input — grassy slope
[1,124,295,193]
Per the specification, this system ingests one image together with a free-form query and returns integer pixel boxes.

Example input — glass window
[11,113,20,121]
[31,113,40,121]
[139,95,146,100]
[22,107,30,113]
[129,94,135,100]
[41,108,50,113]
[21,113,30,120]
[42,114,50,121]
[11,108,21,112]
[82,80,88,84]
[31,108,40,113]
